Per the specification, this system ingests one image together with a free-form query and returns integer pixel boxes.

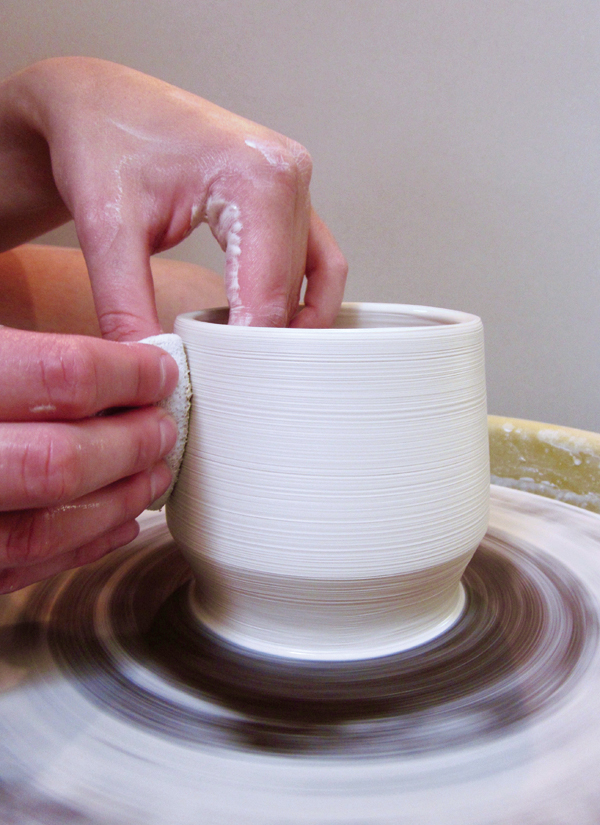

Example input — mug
[167,303,489,660]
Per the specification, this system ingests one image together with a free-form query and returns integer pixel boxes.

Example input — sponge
[139,333,192,510]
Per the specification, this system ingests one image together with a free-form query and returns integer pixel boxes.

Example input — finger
[0,519,140,594]
[213,192,299,328]
[0,460,171,577]
[290,209,348,329]
[208,146,312,328]
[0,407,177,511]
[79,218,162,341]
[0,327,178,421]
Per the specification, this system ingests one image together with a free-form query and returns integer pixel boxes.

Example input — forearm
[0,244,227,335]
[0,63,71,251]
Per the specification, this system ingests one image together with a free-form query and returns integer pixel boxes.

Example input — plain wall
[2,1,599,431]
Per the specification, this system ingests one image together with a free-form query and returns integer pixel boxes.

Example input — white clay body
[167,303,489,660]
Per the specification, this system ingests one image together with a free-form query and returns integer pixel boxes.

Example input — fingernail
[159,412,178,456]
[150,462,172,502]
[159,351,179,397]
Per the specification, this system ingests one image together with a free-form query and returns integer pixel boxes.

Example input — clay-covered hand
[0,57,347,337]
[0,327,179,592]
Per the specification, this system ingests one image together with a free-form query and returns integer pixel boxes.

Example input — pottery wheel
[1,486,600,824]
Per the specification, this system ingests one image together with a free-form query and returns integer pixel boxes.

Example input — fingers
[0,462,170,577]
[0,520,141,594]
[0,327,178,420]
[210,140,312,328]
[290,209,348,329]
[79,221,162,341]
[0,457,173,592]
[0,326,179,593]
[0,407,177,511]
[215,161,345,330]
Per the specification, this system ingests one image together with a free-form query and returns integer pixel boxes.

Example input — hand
[0,327,179,593]
[0,58,347,338]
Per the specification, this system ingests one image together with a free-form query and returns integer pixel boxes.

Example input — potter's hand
[0,327,179,593]
[0,58,347,337]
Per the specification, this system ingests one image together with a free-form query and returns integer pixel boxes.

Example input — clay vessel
[167,303,489,660]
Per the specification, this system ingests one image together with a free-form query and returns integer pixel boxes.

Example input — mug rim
[176,302,482,333]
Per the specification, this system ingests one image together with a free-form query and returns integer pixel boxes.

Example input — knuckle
[2,510,50,567]
[20,430,82,506]
[247,136,313,191]
[96,309,148,341]
[120,473,153,518]
[39,338,99,417]
[262,304,290,328]
[267,306,290,327]
[75,198,122,255]
[131,434,151,475]
[120,408,165,473]
[288,140,313,182]
[332,249,349,283]
[278,142,313,190]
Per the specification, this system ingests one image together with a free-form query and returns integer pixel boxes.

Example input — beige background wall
[2,1,599,431]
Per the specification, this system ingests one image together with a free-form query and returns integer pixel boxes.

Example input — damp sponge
[139,333,191,510]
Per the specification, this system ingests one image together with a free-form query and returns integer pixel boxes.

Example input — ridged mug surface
[167,303,489,660]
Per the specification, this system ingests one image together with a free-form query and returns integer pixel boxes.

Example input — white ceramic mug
[167,303,489,660]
